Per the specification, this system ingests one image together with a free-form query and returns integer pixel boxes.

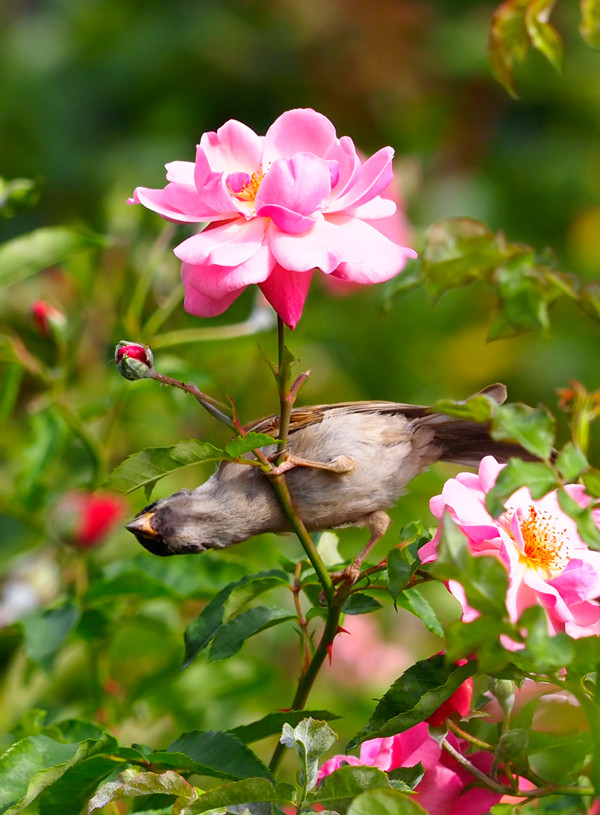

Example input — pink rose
[129,108,416,328]
[318,726,517,815]
[420,456,600,638]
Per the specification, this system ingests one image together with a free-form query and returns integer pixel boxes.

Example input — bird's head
[125,488,217,555]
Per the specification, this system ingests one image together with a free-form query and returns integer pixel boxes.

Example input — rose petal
[174,218,267,268]
[165,160,196,184]
[328,217,417,283]
[199,119,264,174]
[182,282,244,318]
[180,241,273,299]
[129,186,210,223]
[256,153,331,215]
[259,264,313,329]
[332,146,395,212]
[263,108,338,163]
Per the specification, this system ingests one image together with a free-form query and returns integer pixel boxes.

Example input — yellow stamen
[230,170,264,202]
[519,506,570,577]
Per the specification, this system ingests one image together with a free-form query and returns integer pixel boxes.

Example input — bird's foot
[267,452,356,477]
[331,510,392,586]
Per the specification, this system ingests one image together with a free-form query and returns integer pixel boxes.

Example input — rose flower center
[226,170,264,203]
[518,506,570,577]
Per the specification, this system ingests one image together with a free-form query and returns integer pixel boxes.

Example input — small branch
[447,721,495,751]
[441,737,511,795]
[147,370,234,429]
[292,562,312,673]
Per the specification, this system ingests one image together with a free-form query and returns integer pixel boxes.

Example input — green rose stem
[267,316,351,774]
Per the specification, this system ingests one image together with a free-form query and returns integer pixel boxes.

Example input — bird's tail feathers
[419,383,537,466]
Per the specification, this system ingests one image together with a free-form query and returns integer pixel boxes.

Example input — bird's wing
[244,384,507,438]
[244,400,427,438]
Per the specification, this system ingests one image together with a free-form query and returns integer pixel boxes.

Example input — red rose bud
[115,340,154,380]
[58,491,126,549]
[427,657,473,727]
[31,300,67,340]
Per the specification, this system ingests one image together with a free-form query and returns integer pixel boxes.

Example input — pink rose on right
[419,456,600,638]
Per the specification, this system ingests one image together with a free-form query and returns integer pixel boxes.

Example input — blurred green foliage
[2,0,600,812]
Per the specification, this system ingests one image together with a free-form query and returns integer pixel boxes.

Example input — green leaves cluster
[488,0,600,97]
[418,217,590,340]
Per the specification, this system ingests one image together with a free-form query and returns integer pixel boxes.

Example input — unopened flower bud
[55,490,126,550]
[114,341,154,380]
[31,300,67,340]
[488,677,515,718]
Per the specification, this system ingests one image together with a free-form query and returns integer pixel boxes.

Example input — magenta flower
[317,726,517,815]
[419,456,600,638]
[129,108,416,328]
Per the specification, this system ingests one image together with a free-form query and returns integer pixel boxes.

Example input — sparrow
[126,384,529,562]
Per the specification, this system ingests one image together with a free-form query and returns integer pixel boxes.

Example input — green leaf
[488,0,530,97]
[87,769,197,813]
[445,617,513,673]
[570,631,600,673]
[280,718,337,795]
[488,257,550,339]
[341,594,383,615]
[225,432,278,458]
[182,778,295,815]
[396,588,444,638]
[386,548,413,605]
[0,177,39,218]
[431,394,493,423]
[429,514,510,618]
[491,402,555,460]
[512,606,575,672]
[346,788,427,815]
[485,460,557,518]
[20,602,80,670]
[0,733,111,815]
[222,570,289,620]
[0,226,103,291]
[582,467,600,498]
[431,520,509,619]
[38,756,129,815]
[104,439,228,494]
[421,218,502,300]
[313,765,391,814]
[17,408,68,499]
[229,710,340,745]
[168,730,272,781]
[525,0,563,73]
[581,0,600,47]
[557,488,600,548]
[387,765,424,790]
[555,443,588,482]
[209,606,295,661]
[346,654,475,750]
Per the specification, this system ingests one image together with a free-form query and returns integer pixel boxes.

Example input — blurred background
[1,0,600,776]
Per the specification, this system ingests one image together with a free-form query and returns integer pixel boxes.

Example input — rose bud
[31,300,67,340]
[114,340,154,380]
[57,490,126,549]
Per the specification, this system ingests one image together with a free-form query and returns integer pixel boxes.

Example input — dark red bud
[114,341,154,380]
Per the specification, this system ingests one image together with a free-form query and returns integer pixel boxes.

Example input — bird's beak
[126,512,158,538]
